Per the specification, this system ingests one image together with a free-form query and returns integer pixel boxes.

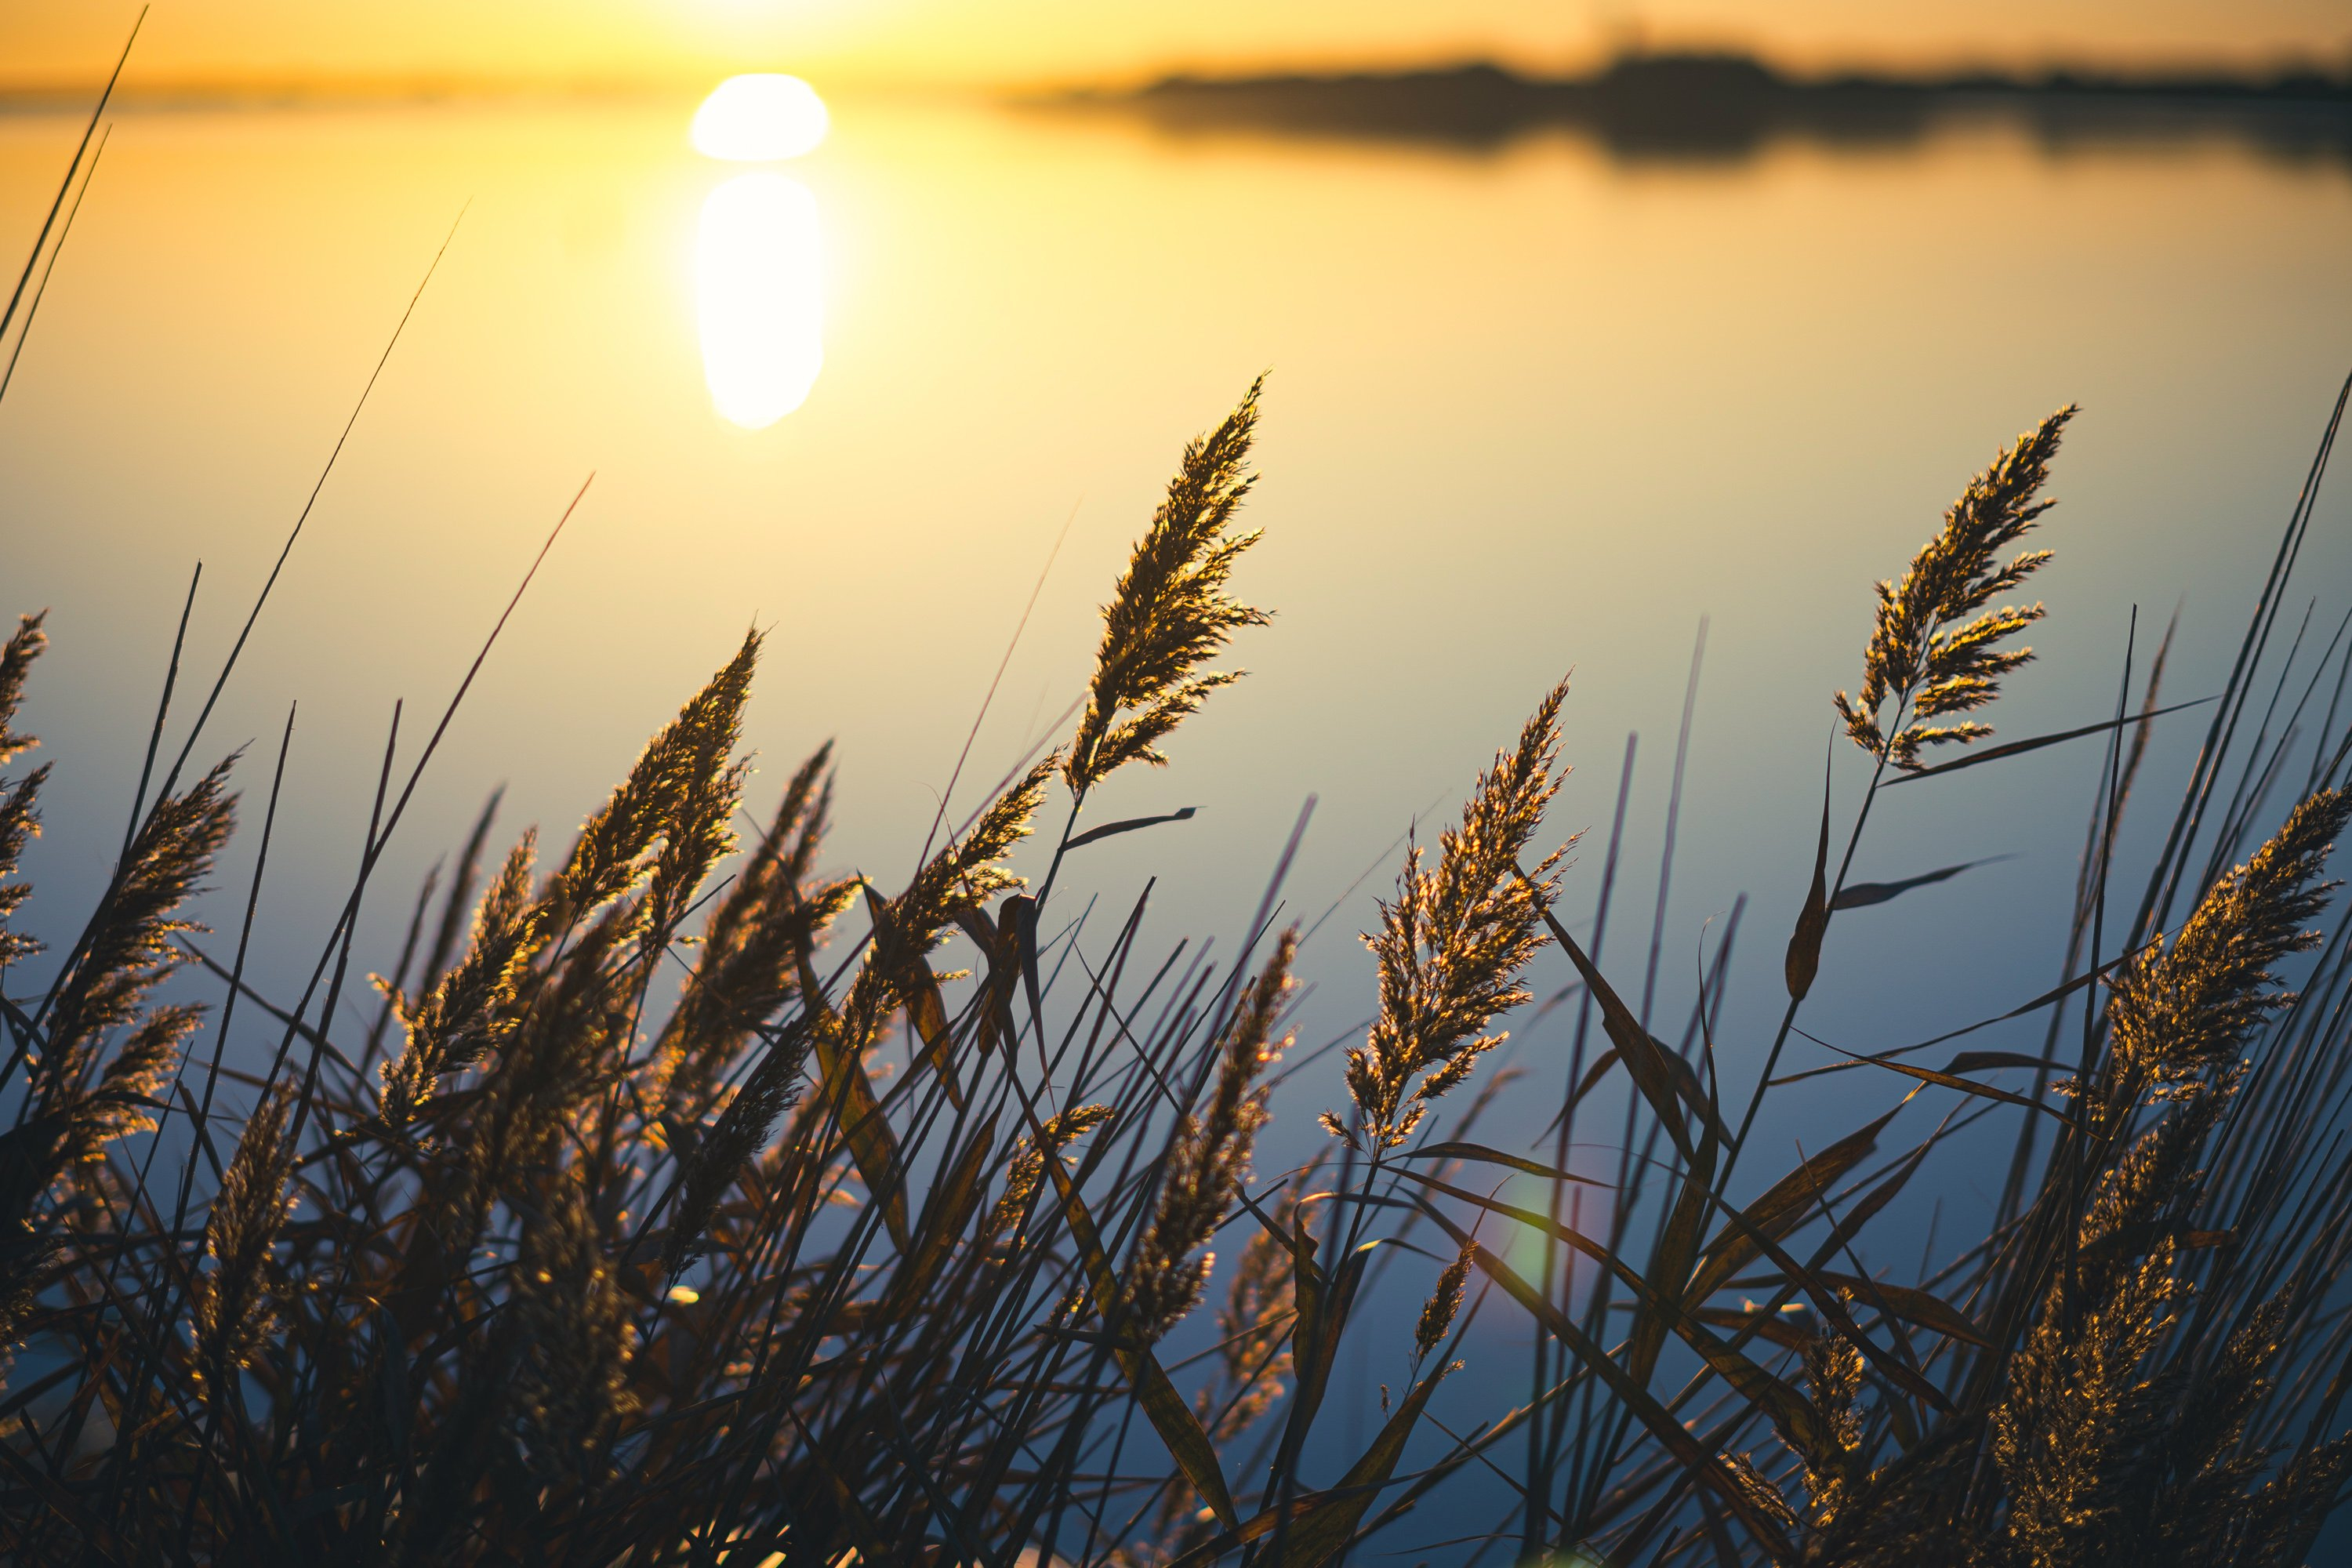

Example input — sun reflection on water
[696,171,824,429]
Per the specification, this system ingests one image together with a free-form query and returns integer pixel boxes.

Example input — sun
[690,74,830,161]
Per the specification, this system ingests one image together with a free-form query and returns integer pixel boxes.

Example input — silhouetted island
[1051,52,2352,162]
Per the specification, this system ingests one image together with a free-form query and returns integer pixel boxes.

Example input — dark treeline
[1059,51,2352,160]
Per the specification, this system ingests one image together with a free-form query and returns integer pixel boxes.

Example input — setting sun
[690,73,829,160]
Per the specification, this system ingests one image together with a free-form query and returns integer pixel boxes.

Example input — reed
[4,344,2352,1568]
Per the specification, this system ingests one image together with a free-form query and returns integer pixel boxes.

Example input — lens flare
[696,172,824,429]
[691,74,829,162]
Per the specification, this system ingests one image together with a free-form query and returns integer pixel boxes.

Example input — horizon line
[4,38,2350,110]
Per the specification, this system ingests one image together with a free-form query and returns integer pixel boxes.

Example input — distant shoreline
[1049,53,2352,158]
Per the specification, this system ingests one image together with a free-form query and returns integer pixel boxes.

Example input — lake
[3,85,2350,1197]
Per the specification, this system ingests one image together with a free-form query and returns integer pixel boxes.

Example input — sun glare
[691,74,830,161]
[696,172,825,429]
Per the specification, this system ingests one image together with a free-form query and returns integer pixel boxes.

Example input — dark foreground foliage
[4,368,2352,1567]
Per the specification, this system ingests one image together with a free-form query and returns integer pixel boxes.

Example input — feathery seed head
[1123,931,1297,1341]
[192,1082,296,1383]
[984,1103,1115,1244]
[655,744,838,1124]
[547,631,760,932]
[2109,787,2350,1102]
[0,612,47,766]
[68,1004,201,1155]
[1333,677,1574,1151]
[1414,1239,1473,1361]
[514,1176,638,1475]
[380,831,546,1129]
[898,754,1055,954]
[45,758,236,1081]
[1836,406,2075,770]
[1067,377,1271,795]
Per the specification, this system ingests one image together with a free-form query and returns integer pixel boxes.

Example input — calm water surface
[2,91,2350,1183]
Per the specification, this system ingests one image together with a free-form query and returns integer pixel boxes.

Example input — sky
[5,0,2351,93]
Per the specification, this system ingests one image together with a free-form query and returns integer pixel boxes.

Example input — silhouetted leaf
[1684,1104,1900,1305]
[1064,805,1197,851]
[1942,1051,2056,1074]
[1879,695,2213,785]
[1800,1034,2080,1127]
[1035,1126,1241,1530]
[1433,1222,1799,1563]
[796,942,910,1250]
[1254,1359,1454,1568]
[1787,755,1832,1000]
[1815,1272,1989,1345]
[1395,1141,1610,1187]
[1830,856,2005,911]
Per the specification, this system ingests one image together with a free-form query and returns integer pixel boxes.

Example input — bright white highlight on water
[691,74,829,161]
[696,172,824,429]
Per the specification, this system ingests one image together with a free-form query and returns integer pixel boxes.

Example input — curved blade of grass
[1632,1118,1716,1387]
[1404,1181,1825,1462]
[1694,1304,1819,1354]
[1813,1272,1989,1346]
[1795,1033,2081,1127]
[1829,856,2008,912]
[1786,746,1832,1000]
[1064,807,1197,851]
[1036,1127,1240,1530]
[794,943,911,1250]
[1526,882,1720,1162]
[1684,1103,1900,1305]
[1258,1359,1454,1568]
[1769,949,2140,1084]
[1878,695,2213,786]
[1394,1142,1610,1187]
[1,7,140,342]
[1439,1227,1799,1563]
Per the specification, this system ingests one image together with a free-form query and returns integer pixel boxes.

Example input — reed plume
[546,630,759,933]
[840,754,1053,1054]
[2105,786,2352,1104]
[1414,1238,1473,1361]
[664,1014,821,1275]
[1203,1178,1310,1440]
[1065,376,1270,796]
[640,633,760,960]
[41,756,235,1090]
[0,612,48,971]
[890,756,1054,960]
[514,1175,637,1476]
[379,833,544,1129]
[66,1001,197,1153]
[191,1081,295,1385]
[1327,677,1573,1152]
[653,743,836,1127]
[1123,928,1295,1342]
[1836,407,2075,769]
[985,1102,1114,1244]
[1989,794,2351,1563]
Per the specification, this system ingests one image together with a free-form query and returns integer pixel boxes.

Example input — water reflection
[695,172,823,429]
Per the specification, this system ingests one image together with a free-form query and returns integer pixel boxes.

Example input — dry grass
[5,204,2352,1565]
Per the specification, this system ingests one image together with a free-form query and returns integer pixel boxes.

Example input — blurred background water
[2,84,2350,1296]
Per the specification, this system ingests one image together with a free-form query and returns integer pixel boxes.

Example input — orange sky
[6,0,2350,93]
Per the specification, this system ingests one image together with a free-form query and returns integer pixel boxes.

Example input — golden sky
[6,0,2350,92]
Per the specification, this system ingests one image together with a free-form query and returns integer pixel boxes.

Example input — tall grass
[4,365,2351,1566]
[9,76,2352,1562]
